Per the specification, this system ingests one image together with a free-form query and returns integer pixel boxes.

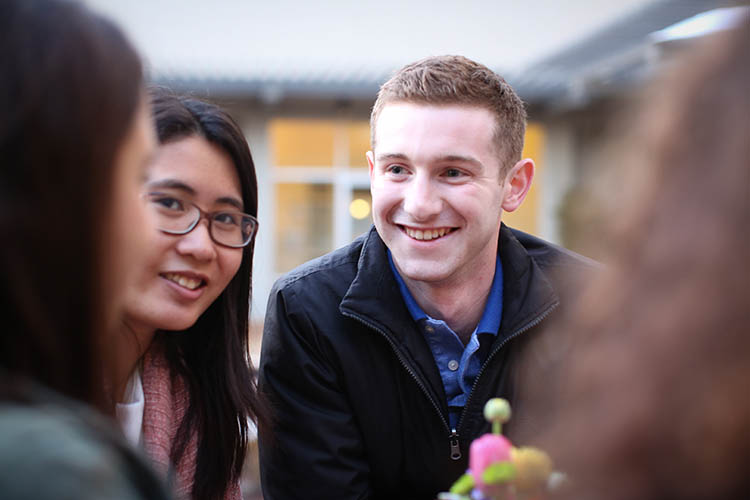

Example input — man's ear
[501,158,534,213]
[366,151,375,177]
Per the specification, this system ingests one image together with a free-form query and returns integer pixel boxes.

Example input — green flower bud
[484,398,511,423]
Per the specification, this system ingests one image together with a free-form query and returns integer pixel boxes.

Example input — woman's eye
[214,212,239,226]
[153,196,184,211]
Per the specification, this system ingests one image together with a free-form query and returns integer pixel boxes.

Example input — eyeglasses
[144,192,258,248]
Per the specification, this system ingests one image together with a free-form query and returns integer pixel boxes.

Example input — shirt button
[448,360,459,371]
[424,325,434,334]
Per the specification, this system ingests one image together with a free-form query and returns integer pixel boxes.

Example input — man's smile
[400,225,456,241]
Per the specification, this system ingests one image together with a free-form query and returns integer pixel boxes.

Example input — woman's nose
[174,219,217,261]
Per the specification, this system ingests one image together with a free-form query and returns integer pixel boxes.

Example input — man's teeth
[404,227,449,241]
[164,273,202,290]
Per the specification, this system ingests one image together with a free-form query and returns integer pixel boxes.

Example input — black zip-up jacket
[259,224,596,499]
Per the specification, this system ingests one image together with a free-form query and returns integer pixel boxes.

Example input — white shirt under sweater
[113,365,258,446]
[115,367,144,447]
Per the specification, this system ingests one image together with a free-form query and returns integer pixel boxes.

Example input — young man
[259,55,595,499]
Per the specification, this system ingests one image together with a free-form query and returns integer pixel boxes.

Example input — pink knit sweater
[141,344,242,500]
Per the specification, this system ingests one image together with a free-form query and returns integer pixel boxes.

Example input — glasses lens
[146,193,199,233]
[210,212,257,247]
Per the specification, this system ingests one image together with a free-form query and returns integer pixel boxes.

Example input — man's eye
[387,165,406,175]
[444,168,463,178]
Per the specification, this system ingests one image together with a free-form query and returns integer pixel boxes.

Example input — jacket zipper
[343,301,557,461]
[449,429,461,460]
[341,311,460,459]
[456,302,559,434]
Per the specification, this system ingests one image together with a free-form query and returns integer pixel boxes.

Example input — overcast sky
[83,0,658,80]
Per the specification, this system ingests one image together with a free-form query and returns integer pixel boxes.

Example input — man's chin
[393,260,453,284]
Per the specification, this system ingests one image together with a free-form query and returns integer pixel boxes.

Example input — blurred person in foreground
[0,0,169,498]
[259,55,596,499]
[532,20,750,500]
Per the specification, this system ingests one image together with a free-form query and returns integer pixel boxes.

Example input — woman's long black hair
[0,0,143,408]
[149,89,268,500]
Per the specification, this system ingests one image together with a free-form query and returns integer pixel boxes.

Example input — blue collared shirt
[388,251,503,430]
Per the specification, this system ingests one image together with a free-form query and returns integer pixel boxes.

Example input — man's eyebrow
[146,179,196,195]
[436,154,482,167]
[376,152,483,167]
[375,152,410,163]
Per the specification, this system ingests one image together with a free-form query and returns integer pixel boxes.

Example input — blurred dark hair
[536,22,750,500]
[148,88,268,500]
[0,0,143,407]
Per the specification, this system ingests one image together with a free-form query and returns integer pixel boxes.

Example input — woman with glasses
[1,0,169,498]
[113,89,267,500]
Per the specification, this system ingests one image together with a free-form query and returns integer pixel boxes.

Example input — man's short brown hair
[370,55,527,174]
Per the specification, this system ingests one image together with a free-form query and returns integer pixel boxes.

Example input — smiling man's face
[367,102,507,288]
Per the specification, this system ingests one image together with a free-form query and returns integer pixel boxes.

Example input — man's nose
[402,173,441,221]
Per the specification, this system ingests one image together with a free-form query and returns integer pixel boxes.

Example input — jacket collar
[339,224,559,413]
[495,224,559,343]
[339,223,559,351]
[339,226,414,344]
[339,227,446,405]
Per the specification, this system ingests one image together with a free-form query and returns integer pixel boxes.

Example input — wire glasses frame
[144,191,258,248]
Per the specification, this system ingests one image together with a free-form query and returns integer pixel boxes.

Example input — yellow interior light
[349,198,371,220]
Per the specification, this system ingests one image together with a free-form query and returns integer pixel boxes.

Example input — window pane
[502,122,544,234]
[347,122,371,167]
[275,183,333,273]
[270,119,335,167]
[350,188,373,238]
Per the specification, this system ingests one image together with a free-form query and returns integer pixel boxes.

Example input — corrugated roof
[82,0,745,103]
[516,0,748,105]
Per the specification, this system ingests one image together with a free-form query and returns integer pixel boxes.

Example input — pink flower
[470,434,513,494]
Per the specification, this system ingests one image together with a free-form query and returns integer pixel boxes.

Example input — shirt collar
[387,250,503,336]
